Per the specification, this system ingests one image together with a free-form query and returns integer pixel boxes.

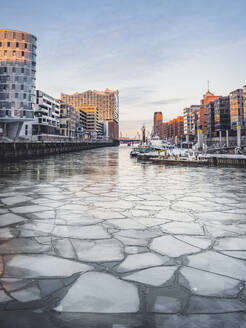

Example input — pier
[0,141,118,162]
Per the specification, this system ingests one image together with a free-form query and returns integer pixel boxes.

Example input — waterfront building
[0,29,37,139]
[162,122,168,139]
[59,101,78,139]
[183,105,200,136]
[61,89,119,140]
[230,88,246,132]
[214,96,230,136]
[153,112,163,137]
[206,101,215,138]
[199,90,220,134]
[191,108,200,135]
[79,106,100,137]
[31,90,60,141]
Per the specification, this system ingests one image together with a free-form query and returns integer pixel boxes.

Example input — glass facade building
[0,29,37,121]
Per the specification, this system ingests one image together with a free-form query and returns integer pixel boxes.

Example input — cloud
[148,97,193,106]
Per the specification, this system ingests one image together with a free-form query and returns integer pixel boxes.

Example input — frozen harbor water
[0,145,246,327]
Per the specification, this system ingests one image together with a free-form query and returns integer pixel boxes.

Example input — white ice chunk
[1,195,32,206]
[155,210,193,222]
[11,205,50,214]
[123,266,177,286]
[180,267,240,296]
[52,225,110,239]
[56,272,139,313]
[5,254,93,278]
[106,219,146,230]
[161,222,203,235]
[71,239,124,262]
[187,250,246,280]
[150,235,200,257]
[214,237,246,250]
[0,213,27,227]
[175,236,211,249]
[117,252,166,273]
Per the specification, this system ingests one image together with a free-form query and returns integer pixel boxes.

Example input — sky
[1,0,246,137]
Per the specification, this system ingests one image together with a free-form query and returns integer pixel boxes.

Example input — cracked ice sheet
[114,229,161,246]
[71,239,124,262]
[4,254,93,278]
[0,213,27,227]
[123,266,177,286]
[150,235,200,257]
[52,225,110,239]
[105,219,146,230]
[161,222,204,235]
[116,252,168,273]
[1,195,32,206]
[214,237,246,250]
[154,209,194,222]
[179,267,240,296]
[187,250,246,280]
[11,205,51,214]
[55,272,139,313]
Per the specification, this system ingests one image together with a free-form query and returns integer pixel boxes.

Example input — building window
[12,84,15,90]
[7,42,10,47]
[16,42,19,47]
[0,42,2,47]
[21,51,24,56]
[25,43,27,49]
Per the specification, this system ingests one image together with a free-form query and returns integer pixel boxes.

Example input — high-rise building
[61,89,119,139]
[0,29,37,139]
[59,101,78,139]
[80,106,100,135]
[230,88,245,131]
[153,112,163,137]
[183,105,200,136]
[214,96,230,136]
[200,90,220,134]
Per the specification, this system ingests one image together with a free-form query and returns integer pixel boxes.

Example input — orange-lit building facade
[61,89,119,139]
[200,90,220,134]
[153,112,163,137]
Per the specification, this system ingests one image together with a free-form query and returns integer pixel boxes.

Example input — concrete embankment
[0,141,118,162]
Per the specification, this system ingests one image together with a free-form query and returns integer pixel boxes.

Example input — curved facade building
[0,29,37,138]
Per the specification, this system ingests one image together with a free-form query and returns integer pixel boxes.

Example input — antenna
[207,80,210,92]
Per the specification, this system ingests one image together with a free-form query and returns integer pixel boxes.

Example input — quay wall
[208,156,246,168]
[0,141,118,162]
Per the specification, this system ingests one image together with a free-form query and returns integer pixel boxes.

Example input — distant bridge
[120,139,140,144]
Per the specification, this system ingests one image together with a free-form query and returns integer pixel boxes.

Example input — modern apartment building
[214,96,230,136]
[0,29,37,139]
[230,88,245,131]
[59,101,78,139]
[80,106,100,136]
[61,88,119,139]
[183,105,200,136]
[32,90,60,141]
[153,112,163,137]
